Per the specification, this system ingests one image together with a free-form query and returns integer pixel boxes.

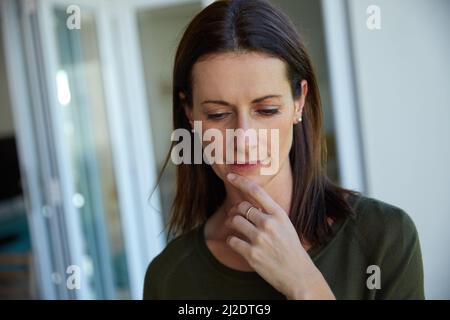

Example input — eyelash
[206,108,280,120]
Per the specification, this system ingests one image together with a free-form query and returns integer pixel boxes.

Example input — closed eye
[206,108,280,120]
[257,108,280,116]
[207,112,231,120]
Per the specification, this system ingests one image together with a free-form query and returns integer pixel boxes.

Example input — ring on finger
[245,206,259,221]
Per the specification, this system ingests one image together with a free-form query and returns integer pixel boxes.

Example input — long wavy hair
[158,0,358,246]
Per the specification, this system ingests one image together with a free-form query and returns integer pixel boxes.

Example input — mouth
[228,158,270,172]
[229,163,260,172]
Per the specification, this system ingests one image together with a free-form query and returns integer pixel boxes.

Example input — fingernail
[227,173,236,181]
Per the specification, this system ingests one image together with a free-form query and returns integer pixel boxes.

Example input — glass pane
[137,2,202,232]
[52,7,129,299]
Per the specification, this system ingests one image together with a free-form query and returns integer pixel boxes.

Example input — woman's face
[184,51,307,187]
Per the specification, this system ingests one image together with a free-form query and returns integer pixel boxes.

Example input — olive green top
[143,194,425,299]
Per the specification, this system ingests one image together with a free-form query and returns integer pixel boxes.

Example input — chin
[217,165,276,184]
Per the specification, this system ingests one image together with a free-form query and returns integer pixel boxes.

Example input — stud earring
[298,116,302,123]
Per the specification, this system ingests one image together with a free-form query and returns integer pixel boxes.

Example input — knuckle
[253,232,264,244]
[248,248,259,261]
[261,218,275,233]
[248,183,261,198]
[231,215,240,225]
[237,201,250,213]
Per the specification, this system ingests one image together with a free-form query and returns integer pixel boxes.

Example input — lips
[229,161,262,172]
[231,162,260,166]
[229,164,259,171]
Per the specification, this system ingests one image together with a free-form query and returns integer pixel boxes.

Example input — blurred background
[0,0,448,299]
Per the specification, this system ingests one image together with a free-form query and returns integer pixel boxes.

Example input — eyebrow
[201,94,282,107]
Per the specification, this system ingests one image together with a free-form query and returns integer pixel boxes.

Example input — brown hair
[159,0,358,246]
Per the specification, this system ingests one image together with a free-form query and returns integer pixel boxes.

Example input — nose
[232,112,258,160]
[235,111,252,131]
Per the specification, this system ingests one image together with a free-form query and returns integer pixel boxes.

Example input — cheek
[266,117,293,159]
[279,124,294,156]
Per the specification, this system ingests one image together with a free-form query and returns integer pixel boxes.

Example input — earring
[297,116,302,123]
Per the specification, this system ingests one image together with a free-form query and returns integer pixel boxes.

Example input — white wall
[347,0,450,299]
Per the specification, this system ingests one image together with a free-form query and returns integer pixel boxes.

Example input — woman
[144,0,424,299]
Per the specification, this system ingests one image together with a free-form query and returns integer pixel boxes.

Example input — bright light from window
[56,70,71,106]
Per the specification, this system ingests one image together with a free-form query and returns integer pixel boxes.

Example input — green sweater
[143,194,425,299]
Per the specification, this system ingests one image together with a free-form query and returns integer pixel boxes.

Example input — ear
[179,91,194,127]
[293,80,308,124]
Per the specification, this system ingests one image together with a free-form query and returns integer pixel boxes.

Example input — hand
[225,173,335,300]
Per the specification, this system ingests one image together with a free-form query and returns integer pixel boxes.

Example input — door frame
[321,0,367,193]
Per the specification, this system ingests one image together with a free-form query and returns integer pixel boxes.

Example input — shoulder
[346,194,424,299]
[143,226,200,299]
[149,227,199,268]
[347,194,420,260]
[349,194,418,239]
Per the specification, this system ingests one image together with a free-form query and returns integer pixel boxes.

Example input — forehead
[191,52,290,101]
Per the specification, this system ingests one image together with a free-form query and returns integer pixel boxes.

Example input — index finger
[226,173,284,216]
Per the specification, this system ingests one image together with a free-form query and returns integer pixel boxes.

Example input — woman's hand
[225,173,335,300]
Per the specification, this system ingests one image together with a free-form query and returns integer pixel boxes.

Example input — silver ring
[245,206,258,221]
